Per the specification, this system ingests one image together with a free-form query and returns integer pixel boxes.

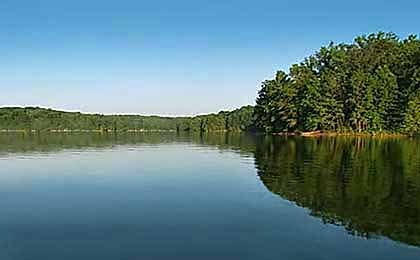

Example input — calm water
[0,133,419,260]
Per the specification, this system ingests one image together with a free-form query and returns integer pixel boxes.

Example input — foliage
[403,89,420,134]
[254,32,420,134]
[0,106,256,133]
[2,32,419,135]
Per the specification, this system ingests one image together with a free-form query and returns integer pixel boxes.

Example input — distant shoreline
[0,129,230,133]
[0,129,413,138]
[0,106,255,133]
[0,129,177,133]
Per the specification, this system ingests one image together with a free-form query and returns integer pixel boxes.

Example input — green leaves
[403,90,420,134]
[254,32,420,134]
[0,106,256,133]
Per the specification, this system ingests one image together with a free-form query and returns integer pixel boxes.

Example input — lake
[0,133,419,260]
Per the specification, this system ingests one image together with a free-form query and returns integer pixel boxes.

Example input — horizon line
[0,104,254,118]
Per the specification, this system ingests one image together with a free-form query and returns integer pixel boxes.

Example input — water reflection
[254,136,420,247]
[1,133,419,248]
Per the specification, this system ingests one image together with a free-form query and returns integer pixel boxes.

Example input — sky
[1,0,419,116]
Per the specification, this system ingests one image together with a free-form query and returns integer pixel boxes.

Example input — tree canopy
[2,32,420,135]
[0,105,255,133]
[254,32,420,135]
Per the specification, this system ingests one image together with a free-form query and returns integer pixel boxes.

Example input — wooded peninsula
[1,32,419,135]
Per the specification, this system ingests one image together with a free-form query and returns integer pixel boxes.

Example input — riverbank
[0,129,177,133]
[0,129,414,138]
[273,131,410,138]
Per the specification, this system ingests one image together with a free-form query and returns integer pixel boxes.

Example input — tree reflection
[255,136,420,246]
[0,133,419,246]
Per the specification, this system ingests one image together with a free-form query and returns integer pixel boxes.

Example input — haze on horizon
[1,0,419,116]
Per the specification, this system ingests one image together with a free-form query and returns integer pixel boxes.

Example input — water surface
[0,133,419,260]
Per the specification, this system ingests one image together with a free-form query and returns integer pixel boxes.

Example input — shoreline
[0,129,232,134]
[273,131,410,138]
[0,129,414,138]
[0,129,177,133]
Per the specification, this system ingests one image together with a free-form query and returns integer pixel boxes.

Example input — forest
[254,32,420,134]
[0,106,255,132]
[1,32,419,135]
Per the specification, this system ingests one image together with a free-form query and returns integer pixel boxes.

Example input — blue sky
[1,0,419,115]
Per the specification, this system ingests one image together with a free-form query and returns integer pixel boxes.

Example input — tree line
[254,32,420,134]
[1,32,419,135]
[0,105,255,132]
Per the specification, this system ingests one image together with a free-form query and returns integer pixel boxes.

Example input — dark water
[0,133,419,260]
